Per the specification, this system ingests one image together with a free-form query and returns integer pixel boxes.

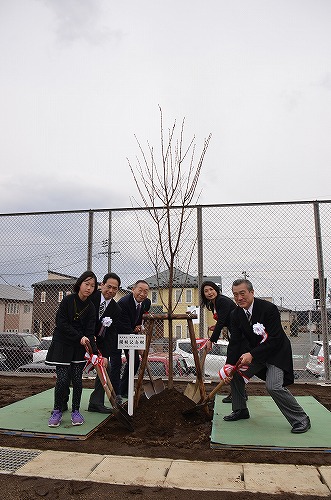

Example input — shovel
[143,360,165,399]
[184,347,207,403]
[183,360,241,416]
[103,369,134,431]
[85,341,134,431]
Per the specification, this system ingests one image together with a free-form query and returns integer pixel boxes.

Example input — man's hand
[239,352,253,367]
[102,357,108,368]
[80,336,89,346]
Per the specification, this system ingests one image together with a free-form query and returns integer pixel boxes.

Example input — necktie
[99,300,106,319]
[246,310,252,325]
[135,303,141,323]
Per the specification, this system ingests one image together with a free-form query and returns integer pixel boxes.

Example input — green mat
[211,395,331,452]
[0,389,112,440]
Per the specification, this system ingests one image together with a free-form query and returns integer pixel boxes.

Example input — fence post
[197,206,204,337]
[313,201,330,384]
[108,210,112,272]
[87,210,93,271]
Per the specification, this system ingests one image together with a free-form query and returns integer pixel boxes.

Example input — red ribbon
[196,339,208,351]
[218,361,250,384]
[84,352,107,386]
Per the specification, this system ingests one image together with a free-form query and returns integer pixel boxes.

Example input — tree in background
[127,107,211,387]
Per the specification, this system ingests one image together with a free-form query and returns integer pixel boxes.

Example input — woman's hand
[205,339,213,352]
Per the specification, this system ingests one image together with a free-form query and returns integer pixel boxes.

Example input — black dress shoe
[88,404,113,414]
[291,417,311,434]
[223,409,250,421]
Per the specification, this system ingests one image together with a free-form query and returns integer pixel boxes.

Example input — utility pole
[99,239,120,272]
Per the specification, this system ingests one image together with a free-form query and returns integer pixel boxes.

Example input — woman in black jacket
[201,280,236,347]
[46,270,98,427]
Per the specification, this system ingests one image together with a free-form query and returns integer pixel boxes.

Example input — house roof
[32,270,77,288]
[32,279,76,288]
[141,268,222,289]
[0,284,33,301]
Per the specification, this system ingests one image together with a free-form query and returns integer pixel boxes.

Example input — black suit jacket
[90,290,122,358]
[117,294,151,334]
[227,297,294,386]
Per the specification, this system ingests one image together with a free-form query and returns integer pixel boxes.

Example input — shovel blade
[143,381,156,399]
[112,406,134,431]
[184,382,202,403]
[153,378,165,394]
[143,378,165,399]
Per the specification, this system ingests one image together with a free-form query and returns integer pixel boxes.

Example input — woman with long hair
[46,270,98,427]
[200,280,236,348]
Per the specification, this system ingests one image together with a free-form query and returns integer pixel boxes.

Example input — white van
[174,338,228,379]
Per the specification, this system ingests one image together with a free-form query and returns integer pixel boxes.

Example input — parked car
[0,332,40,370]
[121,351,190,378]
[19,352,189,379]
[143,352,189,378]
[33,336,52,362]
[0,351,9,371]
[306,340,331,378]
[16,360,56,374]
[174,337,229,378]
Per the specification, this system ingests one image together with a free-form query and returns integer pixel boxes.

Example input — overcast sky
[0,0,330,214]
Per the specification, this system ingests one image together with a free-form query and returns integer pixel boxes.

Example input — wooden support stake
[134,317,155,409]
[186,317,209,415]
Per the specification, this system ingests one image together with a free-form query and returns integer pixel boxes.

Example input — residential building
[0,284,33,333]
[143,268,223,344]
[31,271,77,338]
[31,271,128,339]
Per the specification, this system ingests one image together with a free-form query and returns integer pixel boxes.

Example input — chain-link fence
[0,200,330,384]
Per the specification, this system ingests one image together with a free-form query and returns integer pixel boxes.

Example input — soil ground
[0,374,330,499]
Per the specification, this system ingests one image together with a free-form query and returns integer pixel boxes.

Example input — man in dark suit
[87,272,122,413]
[223,279,310,434]
[116,280,151,399]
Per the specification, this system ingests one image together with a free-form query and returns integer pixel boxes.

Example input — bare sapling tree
[128,107,211,387]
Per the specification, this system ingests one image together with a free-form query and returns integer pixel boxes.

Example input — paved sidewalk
[2,447,331,497]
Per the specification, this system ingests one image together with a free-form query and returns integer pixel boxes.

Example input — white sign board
[118,334,146,350]
[117,334,146,416]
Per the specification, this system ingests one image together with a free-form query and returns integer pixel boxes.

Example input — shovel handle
[203,359,242,403]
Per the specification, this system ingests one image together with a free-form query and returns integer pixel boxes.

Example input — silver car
[174,338,228,379]
[306,340,331,378]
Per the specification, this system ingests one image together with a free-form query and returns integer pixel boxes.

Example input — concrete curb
[5,448,331,497]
